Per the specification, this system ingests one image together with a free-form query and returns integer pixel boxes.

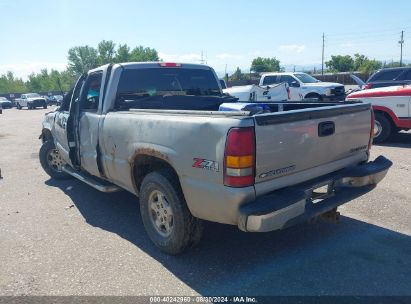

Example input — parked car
[0,97,12,109]
[53,95,64,105]
[39,62,391,254]
[223,82,289,102]
[259,72,345,101]
[15,93,47,110]
[346,85,411,143]
[363,67,411,89]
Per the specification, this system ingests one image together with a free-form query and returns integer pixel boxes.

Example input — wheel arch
[131,153,181,196]
[39,128,53,143]
[304,92,322,99]
[372,106,397,128]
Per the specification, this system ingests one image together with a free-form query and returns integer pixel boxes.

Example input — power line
[326,25,411,38]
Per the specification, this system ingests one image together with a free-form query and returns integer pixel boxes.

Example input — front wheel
[373,113,392,144]
[39,140,71,179]
[17,103,22,110]
[139,169,203,254]
[43,104,47,109]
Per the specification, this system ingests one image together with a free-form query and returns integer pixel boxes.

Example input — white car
[259,72,345,101]
[15,93,47,110]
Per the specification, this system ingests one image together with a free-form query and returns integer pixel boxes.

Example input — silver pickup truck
[39,62,392,254]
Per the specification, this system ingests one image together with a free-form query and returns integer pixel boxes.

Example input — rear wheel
[43,104,47,109]
[373,113,392,144]
[39,140,71,179]
[139,169,203,254]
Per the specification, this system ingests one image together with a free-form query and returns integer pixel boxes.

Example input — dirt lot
[0,107,410,296]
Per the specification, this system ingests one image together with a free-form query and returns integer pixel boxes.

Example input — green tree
[230,67,247,81]
[384,61,402,68]
[67,45,98,75]
[251,57,280,73]
[325,55,354,72]
[115,44,131,63]
[97,40,116,65]
[353,53,367,71]
[0,71,27,93]
[130,46,159,62]
[352,53,382,73]
[358,59,382,74]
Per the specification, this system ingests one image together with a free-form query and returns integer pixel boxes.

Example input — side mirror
[291,81,300,88]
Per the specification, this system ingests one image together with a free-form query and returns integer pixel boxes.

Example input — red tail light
[364,83,373,90]
[159,62,181,67]
[368,109,375,151]
[224,127,255,187]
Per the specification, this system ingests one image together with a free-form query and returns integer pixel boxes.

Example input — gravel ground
[0,107,410,296]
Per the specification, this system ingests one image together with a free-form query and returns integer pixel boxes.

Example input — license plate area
[311,181,334,204]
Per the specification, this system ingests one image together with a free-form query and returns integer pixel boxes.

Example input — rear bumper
[238,156,392,232]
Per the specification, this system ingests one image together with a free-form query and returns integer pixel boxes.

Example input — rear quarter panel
[99,111,256,224]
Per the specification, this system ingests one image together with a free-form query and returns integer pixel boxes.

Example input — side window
[262,76,279,85]
[279,75,297,86]
[81,72,103,111]
[399,69,411,80]
[373,70,403,81]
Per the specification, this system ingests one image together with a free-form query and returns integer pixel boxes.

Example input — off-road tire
[39,140,71,179]
[139,169,203,255]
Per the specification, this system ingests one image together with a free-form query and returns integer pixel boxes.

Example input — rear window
[114,67,234,111]
[262,75,279,85]
[117,68,221,97]
[369,69,403,81]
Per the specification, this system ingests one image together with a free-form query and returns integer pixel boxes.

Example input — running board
[62,166,121,193]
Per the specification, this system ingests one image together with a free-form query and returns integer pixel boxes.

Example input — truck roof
[88,62,212,74]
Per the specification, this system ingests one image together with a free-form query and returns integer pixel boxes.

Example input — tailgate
[253,103,372,194]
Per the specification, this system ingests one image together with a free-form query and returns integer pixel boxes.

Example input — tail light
[224,127,255,187]
[364,83,373,90]
[368,109,375,151]
[159,62,181,67]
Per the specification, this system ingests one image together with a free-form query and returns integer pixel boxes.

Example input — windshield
[0,97,7,101]
[115,68,235,111]
[294,73,320,83]
[25,93,41,98]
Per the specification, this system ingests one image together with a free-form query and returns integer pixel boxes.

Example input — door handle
[318,121,335,137]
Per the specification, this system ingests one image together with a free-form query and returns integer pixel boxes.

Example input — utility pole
[321,33,325,75]
[200,50,205,64]
[399,31,404,67]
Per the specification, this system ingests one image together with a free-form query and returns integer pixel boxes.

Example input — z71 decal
[192,158,219,172]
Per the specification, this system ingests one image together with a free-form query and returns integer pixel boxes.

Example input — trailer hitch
[320,207,340,223]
